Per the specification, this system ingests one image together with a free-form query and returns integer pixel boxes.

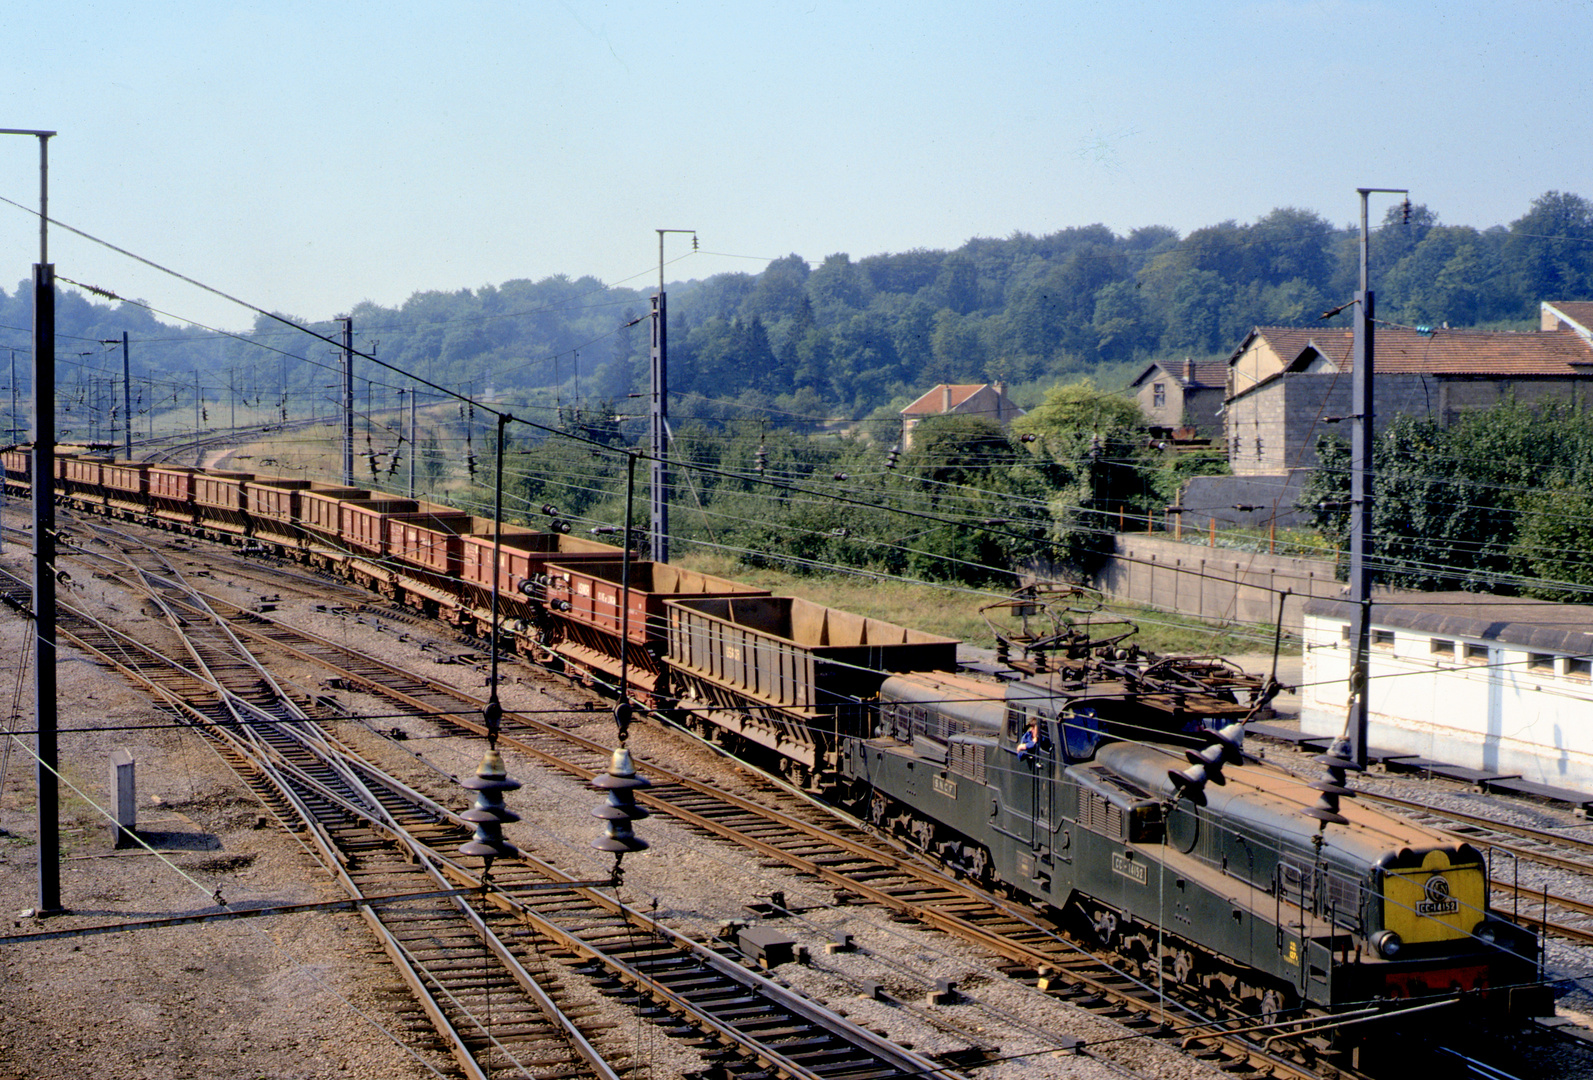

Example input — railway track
[145,573,1368,1080]
[2,548,973,1080]
[15,516,1567,1079]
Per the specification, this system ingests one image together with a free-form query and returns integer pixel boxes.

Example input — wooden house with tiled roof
[1223,319,1593,475]
[899,382,1024,448]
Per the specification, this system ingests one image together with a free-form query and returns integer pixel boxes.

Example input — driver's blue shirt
[1018,727,1043,760]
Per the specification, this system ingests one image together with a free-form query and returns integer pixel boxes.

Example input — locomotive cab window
[1005,705,1026,743]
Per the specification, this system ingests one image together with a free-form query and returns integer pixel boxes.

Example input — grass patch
[672,552,1297,658]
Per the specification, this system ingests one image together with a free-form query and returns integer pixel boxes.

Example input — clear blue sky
[4,1,1590,332]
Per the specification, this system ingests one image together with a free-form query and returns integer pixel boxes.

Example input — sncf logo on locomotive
[1417,874,1459,916]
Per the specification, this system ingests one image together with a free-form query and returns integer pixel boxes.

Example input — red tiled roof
[901,384,986,415]
[1247,324,1593,378]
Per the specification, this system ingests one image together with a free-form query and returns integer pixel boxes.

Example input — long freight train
[10,450,1548,1030]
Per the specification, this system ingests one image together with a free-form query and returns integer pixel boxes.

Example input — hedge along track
[144,584,1366,1080]
[1,555,970,1080]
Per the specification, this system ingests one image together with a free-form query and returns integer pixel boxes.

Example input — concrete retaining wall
[1092,534,1343,636]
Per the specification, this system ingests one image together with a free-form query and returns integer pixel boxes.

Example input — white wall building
[1301,594,1593,794]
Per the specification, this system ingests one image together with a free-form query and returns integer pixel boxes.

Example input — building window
[1527,653,1556,673]
[1464,642,1489,664]
[1430,638,1455,659]
[1372,629,1395,649]
[1568,657,1591,681]
[1153,382,1166,407]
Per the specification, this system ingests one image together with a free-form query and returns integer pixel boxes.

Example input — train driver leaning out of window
[1017,716,1049,761]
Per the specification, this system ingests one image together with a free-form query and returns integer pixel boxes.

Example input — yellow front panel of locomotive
[1381,848,1486,943]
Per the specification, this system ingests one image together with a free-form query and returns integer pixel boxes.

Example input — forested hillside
[3,190,1590,433]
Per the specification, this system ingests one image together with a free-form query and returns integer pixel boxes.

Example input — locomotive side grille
[1081,793,1124,840]
[1325,871,1362,929]
[933,713,969,740]
[948,740,987,783]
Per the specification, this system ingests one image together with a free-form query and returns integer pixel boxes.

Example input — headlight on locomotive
[1371,929,1403,958]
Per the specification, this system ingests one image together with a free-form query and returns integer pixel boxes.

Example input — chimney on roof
[993,380,1007,399]
[942,385,952,411]
[1183,357,1194,383]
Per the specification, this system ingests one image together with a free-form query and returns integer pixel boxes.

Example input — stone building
[1224,307,1593,476]
[1128,357,1227,436]
[1182,302,1593,529]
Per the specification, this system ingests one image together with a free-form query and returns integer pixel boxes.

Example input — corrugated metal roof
[1304,592,1593,655]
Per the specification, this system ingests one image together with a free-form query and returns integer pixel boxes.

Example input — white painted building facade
[1301,594,1593,793]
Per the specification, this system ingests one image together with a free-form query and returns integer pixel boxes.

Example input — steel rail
[201,594,1342,1080]
[13,556,960,1080]
[123,556,627,1080]
[22,559,616,1080]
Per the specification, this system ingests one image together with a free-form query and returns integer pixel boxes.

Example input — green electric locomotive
[845,667,1545,1023]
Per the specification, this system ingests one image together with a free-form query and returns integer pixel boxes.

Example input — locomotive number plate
[933,775,957,799]
[1112,852,1147,885]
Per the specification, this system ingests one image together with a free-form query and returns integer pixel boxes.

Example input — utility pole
[338,316,353,486]
[1346,187,1407,769]
[99,334,133,458]
[3,127,60,913]
[193,372,201,437]
[121,333,131,458]
[651,229,695,563]
[408,386,417,498]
